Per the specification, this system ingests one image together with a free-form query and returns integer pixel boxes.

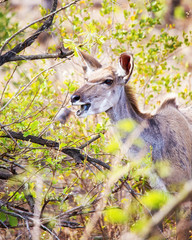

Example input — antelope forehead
[88,67,115,82]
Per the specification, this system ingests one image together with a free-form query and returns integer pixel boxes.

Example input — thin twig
[0,156,26,170]
[0,123,20,147]
[25,219,32,240]
[0,208,25,220]
[0,65,17,104]
[40,224,60,240]
[79,133,104,149]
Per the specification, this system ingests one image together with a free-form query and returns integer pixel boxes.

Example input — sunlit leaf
[141,190,170,210]
[104,207,128,224]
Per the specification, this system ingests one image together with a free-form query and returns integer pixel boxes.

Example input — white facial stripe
[86,66,93,75]
[86,77,113,85]
[86,81,100,85]
[72,100,86,106]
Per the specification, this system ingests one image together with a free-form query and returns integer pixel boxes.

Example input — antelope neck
[106,86,144,124]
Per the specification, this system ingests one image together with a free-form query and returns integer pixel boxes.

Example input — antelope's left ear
[77,50,102,75]
[117,53,134,84]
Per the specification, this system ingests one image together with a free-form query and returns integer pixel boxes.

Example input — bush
[0,0,191,239]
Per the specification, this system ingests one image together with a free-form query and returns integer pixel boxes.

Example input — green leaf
[174,6,185,19]
[141,190,170,210]
[63,187,68,194]
[8,215,18,227]
[117,119,136,133]
[105,137,120,153]
[59,142,67,149]
[131,217,149,233]
[23,131,30,137]
[0,212,6,222]
[30,120,39,131]
[104,207,128,224]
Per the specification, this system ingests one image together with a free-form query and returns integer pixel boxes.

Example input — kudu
[71,51,192,239]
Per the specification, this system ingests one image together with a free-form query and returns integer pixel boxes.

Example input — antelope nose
[71,94,80,103]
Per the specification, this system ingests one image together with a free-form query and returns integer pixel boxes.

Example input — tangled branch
[0,130,110,170]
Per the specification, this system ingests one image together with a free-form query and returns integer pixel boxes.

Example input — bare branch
[0,0,58,66]
[0,0,78,66]
[4,49,73,63]
[0,154,26,170]
[0,0,80,56]
[79,133,105,149]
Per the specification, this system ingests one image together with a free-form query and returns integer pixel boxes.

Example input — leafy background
[0,0,192,239]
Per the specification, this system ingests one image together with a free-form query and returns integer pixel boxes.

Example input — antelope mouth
[76,103,91,116]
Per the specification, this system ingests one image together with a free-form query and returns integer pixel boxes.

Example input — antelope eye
[103,79,113,85]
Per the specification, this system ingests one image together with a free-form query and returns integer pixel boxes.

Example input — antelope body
[71,51,192,239]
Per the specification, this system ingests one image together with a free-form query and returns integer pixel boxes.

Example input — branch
[79,133,104,149]
[4,49,73,63]
[0,156,26,170]
[0,0,80,56]
[0,130,110,170]
[0,204,83,230]
[0,129,140,198]
[0,0,78,65]
[0,207,61,239]
[0,0,58,66]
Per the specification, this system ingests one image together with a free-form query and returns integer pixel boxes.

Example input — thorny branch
[0,205,82,238]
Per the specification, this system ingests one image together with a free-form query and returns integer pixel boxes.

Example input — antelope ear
[77,50,102,75]
[117,53,134,84]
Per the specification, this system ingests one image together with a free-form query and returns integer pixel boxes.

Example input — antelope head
[71,51,134,118]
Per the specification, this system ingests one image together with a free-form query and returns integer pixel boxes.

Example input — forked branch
[0,0,58,66]
[0,0,79,66]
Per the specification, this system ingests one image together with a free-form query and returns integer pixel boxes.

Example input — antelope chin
[76,103,91,117]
